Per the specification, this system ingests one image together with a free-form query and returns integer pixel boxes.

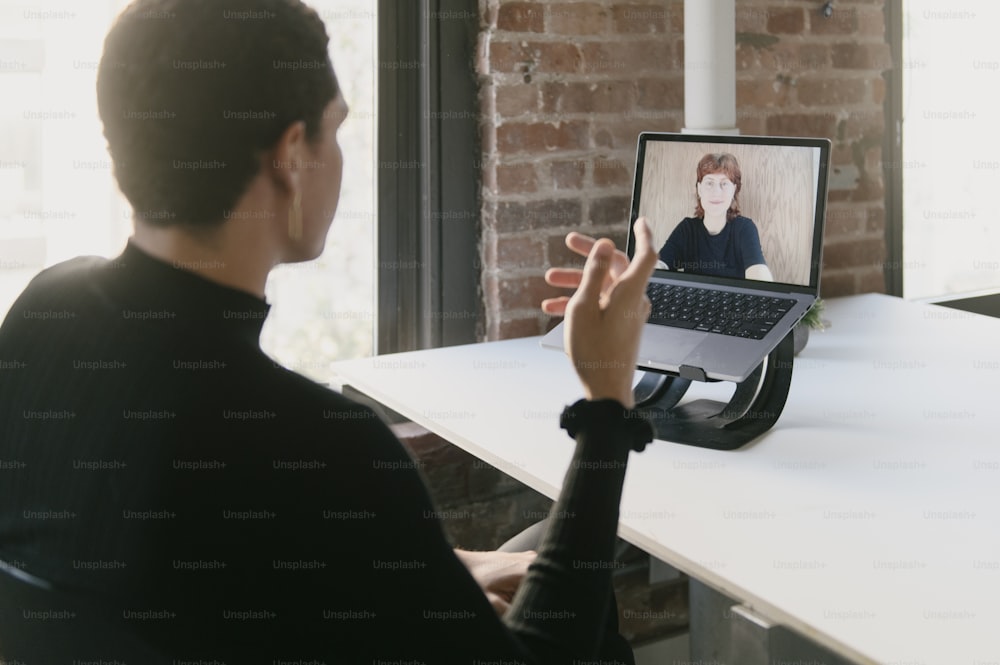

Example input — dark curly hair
[97,0,339,227]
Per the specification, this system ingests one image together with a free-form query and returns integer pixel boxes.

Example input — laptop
[541,132,831,383]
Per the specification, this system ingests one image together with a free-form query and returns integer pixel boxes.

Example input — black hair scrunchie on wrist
[559,399,654,452]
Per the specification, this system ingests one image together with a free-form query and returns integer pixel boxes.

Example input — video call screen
[631,136,827,289]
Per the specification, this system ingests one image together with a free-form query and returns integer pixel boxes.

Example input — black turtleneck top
[0,242,636,663]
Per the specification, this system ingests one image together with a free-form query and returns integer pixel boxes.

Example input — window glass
[0,0,377,379]
[903,2,1000,298]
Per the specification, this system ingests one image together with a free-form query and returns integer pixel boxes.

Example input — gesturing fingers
[570,239,615,315]
[544,267,584,290]
[611,217,657,304]
[564,231,596,258]
[541,296,571,316]
[566,232,630,281]
[544,223,654,320]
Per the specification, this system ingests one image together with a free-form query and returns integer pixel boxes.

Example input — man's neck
[130,219,278,299]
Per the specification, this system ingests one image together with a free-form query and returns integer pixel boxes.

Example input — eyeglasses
[699,179,735,192]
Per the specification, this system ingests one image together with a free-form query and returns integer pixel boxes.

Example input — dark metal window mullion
[376,0,479,354]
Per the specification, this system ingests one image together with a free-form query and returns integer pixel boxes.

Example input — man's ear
[267,120,308,196]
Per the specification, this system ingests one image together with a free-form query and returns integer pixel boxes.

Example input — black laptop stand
[632,330,795,450]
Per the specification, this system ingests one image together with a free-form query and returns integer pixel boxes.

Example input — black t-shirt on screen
[658,215,767,279]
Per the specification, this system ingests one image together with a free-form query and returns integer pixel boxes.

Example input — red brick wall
[476,0,892,340]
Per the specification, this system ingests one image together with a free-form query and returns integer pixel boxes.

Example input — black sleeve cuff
[559,398,654,452]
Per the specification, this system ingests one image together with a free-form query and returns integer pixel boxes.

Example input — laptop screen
[627,133,830,292]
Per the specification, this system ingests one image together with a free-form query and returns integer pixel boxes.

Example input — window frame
[884,0,903,298]
[376,0,480,354]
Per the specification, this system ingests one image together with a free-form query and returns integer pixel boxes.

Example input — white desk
[332,294,1000,665]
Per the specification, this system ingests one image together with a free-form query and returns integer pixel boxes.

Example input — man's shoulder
[26,255,110,289]
[1,256,112,332]
[11,255,112,310]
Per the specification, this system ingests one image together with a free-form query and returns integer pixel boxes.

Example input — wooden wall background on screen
[637,143,815,286]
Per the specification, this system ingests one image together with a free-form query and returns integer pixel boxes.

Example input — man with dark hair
[97,0,339,230]
[0,0,658,662]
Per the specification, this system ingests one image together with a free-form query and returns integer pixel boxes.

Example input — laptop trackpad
[637,326,704,367]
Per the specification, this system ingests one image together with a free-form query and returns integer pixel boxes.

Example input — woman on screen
[658,153,774,281]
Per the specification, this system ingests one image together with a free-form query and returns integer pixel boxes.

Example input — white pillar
[683,0,739,135]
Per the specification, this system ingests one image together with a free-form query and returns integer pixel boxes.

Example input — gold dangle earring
[288,190,303,240]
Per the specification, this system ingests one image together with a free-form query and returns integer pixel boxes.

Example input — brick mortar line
[487,236,624,247]
[485,71,683,78]
[482,151,640,162]
[496,309,551,320]
[743,107,884,116]
[484,35,886,45]
[482,84,878,96]
[487,77,682,85]
[823,232,886,244]
[485,197,631,206]
[488,229,573,240]
[822,268,884,277]
[488,106,883,122]
[491,112,676,119]
[481,189,627,200]
[484,116,878,130]
[486,186,632,196]
[490,234,625,246]
[494,79,684,87]
[483,189,881,203]
[736,33,890,43]
[485,33,682,41]
[483,3,883,12]
[486,118,677,128]
[483,42,886,53]
[495,256,619,273]
[487,208,616,218]
[492,224,623,233]
[484,77,681,86]
[485,76,884,88]
[495,259,616,276]
[736,72,887,79]
[488,94,884,104]
[489,152,635,163]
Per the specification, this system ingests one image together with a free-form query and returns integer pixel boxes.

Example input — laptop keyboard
[646,283,796,340]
